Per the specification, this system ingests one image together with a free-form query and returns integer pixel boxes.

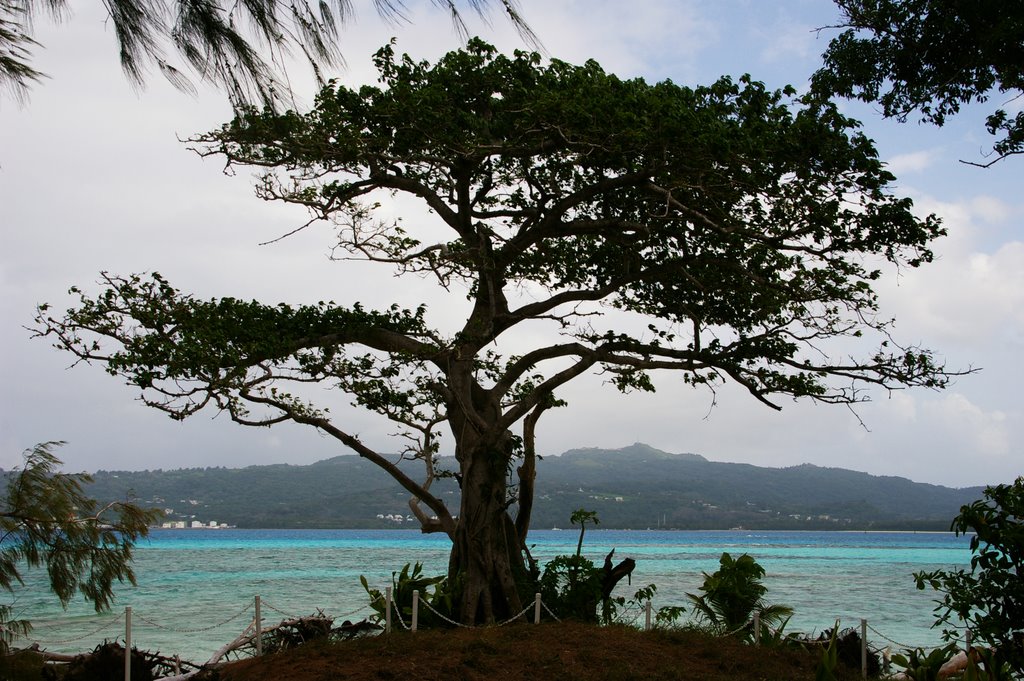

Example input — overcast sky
[1,0,1020,488]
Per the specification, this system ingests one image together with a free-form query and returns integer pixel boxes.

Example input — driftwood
[207,612,380,665]
[887,650,985,680]
[37,642,156,681]
[600,549,636,601]
[18,613,381,681]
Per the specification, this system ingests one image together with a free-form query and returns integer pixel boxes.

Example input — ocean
[12,529,971,663]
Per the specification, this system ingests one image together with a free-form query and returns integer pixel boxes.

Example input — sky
[1,0,1020,488]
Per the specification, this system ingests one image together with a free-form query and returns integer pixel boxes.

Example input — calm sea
[13,529,971,662]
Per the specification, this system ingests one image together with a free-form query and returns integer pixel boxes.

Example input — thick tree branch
[514,402,548,546]
[240,391,456,538]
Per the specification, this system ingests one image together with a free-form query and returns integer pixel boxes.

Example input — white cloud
[886,150,940,175]
[970,195,1014,223]
[509,0,716,82]
[925,393,1011,459]
[758,22,818,64]
[876,194,1024,347]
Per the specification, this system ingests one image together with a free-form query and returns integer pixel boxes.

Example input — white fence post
[645,600,652,631]
[385,586,393,634]
[254,595,262,656]
[753,612,760,645]
[861,619,868,679]
[534,593,541,624]
[411,590,419,632]
[124,606,132,681]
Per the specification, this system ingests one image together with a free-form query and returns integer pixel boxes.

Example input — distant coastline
[89,443,983,532]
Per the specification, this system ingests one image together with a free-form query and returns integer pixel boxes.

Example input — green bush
[361,562,455,629]
[685,552,793,641]
[914,477,1024,675]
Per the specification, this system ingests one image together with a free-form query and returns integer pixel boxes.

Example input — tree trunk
[448,438,530,624]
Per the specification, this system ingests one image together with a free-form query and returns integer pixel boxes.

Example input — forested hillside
[80,444,985,530]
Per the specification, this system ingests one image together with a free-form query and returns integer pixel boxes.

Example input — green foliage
[815,623,841,681]
[890,645,957,681]
[756,614,802,649]
[654,605,687,629]
[0,442,161,653]
[914,477,1024,675]
[628,583,687,630]
[964,646,1015,681]
[538,508,652,625]
[539,553,605,623]
[685,552,793,640]
[570,508,600,557]
[360,562,455,629]
[814,0,1024,163]
[540,508,607,623]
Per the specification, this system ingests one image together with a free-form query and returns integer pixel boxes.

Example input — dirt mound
[205,621,862,681]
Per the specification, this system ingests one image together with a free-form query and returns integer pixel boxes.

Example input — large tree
[814,0,1024,165]
[0,0,533,105]
[35,41,956,623]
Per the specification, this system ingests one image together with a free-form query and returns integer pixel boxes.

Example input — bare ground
[199,622,864,681]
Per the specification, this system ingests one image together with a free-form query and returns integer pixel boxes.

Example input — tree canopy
[0,442,160,651]
[915,477,1024,675]
[814,0,1024,165]
[35,40,957,623]
[0,0,534,105]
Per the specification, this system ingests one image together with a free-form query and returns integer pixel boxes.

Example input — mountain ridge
[80,443,986,531]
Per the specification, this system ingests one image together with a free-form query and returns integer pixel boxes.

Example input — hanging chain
[541,600,562,623]
[865,622,930,650]
[21,613,124,646]
[134,602,253,633]
[390,598,410,631]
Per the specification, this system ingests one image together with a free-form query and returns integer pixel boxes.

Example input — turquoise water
[11,530,971,662]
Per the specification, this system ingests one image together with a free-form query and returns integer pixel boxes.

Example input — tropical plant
[653,603,688,629]
[570,509,599,558]
[913,477,1024,675]
[538,509,630,624]
[0,442,161,653]
[815,622,841,681]
[814,0,1024,165]
[756,614,802,649]
[36,39,957,624]
[685,552,793,640]
[813,623,881,677]
[890,645,958,681]
[360,561,455,629]
[964,646,1016,681]
[539,553,604,623]
[622,583,686,630]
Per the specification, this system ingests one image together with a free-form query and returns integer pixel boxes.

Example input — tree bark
[447,434,529,624]
[601,549,636,601]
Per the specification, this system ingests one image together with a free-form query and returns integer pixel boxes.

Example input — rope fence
[9,589,975,681]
